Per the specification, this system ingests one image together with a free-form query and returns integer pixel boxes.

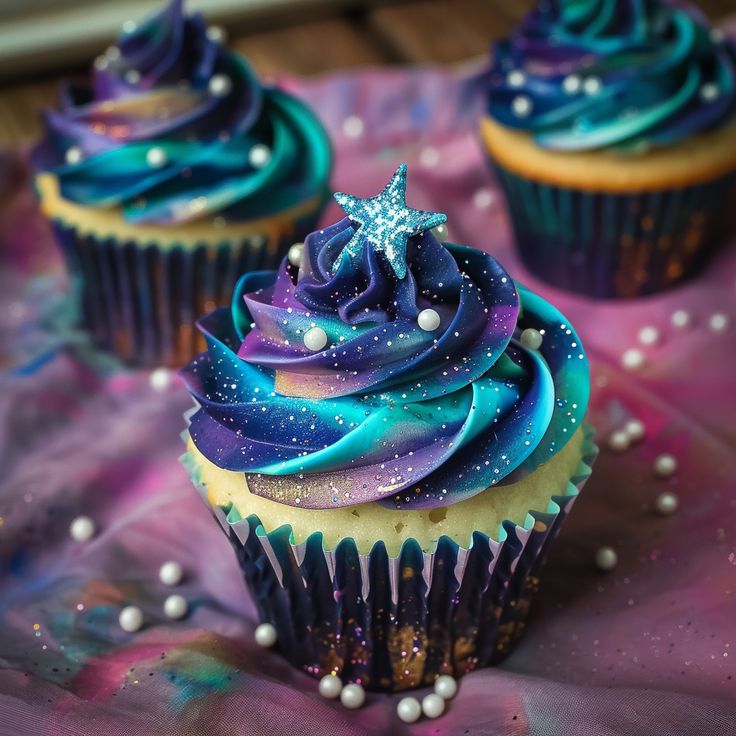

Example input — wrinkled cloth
[1,55,736,736]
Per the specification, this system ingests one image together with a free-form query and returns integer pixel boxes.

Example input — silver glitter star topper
[332,163,447,279]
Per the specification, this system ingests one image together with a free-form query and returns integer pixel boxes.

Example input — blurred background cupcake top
[488,0,736,152]
[31,0,332,226]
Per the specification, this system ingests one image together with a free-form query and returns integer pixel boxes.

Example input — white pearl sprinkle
[397,696,422,723]
[146,146,167,168]
[654,453,677,478]
[562,74,581,94]
[69,515,95,542]
[417,308,441,332]
[711,29,725,43]
[608,430,630,453]
[318,674,343,699]
[149,367,172,391]
[583,76,602,95]
[304,326,328,352]
[105,46,121,62]
[655,491,679,516]
[124,69,141,85]
[208,74,232,97]
[119,605,144,632]
[159,561,184,586]
[342,115,364,139]
[431,223,448,242]
[520,328,543,351]
[122,20,137,34]
[249,144,271,169]
[511,95,532,117]
[422,693,445,719]
[163,594,188,620]
[621,348,645,371]
[93,55,109,71]
[700,83,720,101]
[671,309,691,329]
[340,683,365,710]
[65,146,83,165]
[638,326,660,346]
[473,188,495,210]
[507,70,527,88]
[709,313,729,332]
[206,25,227,44]
[287,242,304,267]
[254,622,278,647]
[595,546,618,572]
[624,419,646,443]
[434,674,458,700]
[419,146,440,168]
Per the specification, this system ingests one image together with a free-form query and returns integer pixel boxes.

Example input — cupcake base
[37,173,326,366]
[493,163,736,298]
[480,115,736,298]
[52,220,318,367]
[184,427,597,692]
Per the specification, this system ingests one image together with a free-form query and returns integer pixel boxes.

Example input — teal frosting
[182,170,591,511]
[489,0,736,151]
[31,0,332,224]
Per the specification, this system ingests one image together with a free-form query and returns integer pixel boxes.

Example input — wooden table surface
[0,0,733,148]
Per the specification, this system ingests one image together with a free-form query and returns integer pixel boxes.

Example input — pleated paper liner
[493,163,736,299]
[50,206,322,367]
[183,426,598,692]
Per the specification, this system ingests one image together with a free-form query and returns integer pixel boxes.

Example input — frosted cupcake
[181,165,596,691]
[481,0,736,298]
[32,0,332,365]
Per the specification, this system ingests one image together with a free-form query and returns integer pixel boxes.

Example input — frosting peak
[183,166,589,510]
[32,0,331,224]
[488,0,736,151]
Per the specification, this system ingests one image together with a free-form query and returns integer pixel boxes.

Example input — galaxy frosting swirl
[183,167,589,510]
[31,0,331,224]
[488,0,736,151]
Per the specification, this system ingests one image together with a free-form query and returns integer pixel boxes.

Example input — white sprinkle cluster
[511,95,533,117]
[671,309,691,329]
[208,74,232,97]
[595,546,618,571]
[637,326,659,346]
[249,144,272,169]
[621,348,645,371]
[69,515,95,542]
[654,453,677,478]
[342,115,364,139]
[254,622,278,647]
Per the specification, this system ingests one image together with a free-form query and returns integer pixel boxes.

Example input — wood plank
[368,0,521,65]
[233,17,388,77]
[371,0,732,68]
[0,79,57,148]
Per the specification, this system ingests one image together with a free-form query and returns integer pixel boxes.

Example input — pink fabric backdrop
[0,59,735,735]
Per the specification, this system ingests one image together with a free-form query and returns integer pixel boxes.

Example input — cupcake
[181,165,596,691]
[32,0,332,366]
[481,0,736,298]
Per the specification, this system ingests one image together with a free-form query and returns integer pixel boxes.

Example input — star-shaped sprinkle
[332,164,447,279]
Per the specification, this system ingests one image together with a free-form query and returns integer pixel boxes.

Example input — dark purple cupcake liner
[492,162,736,298]
[183,426,597,692]
[50,206,323,366]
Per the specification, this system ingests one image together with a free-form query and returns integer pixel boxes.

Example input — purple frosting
[31,0,331,224]
[183,204,589,511]
[488,0,736,151]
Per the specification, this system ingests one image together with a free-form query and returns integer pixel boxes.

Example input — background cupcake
[181,165,596,691]
[32,0,332,366]
[481,0,736,298]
